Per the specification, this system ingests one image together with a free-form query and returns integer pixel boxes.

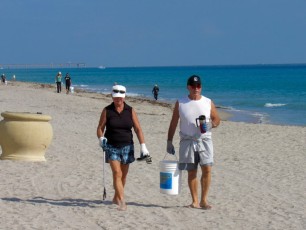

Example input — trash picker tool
[102,149,107,200]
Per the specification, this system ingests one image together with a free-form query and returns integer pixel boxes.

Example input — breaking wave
[264,103,286,108]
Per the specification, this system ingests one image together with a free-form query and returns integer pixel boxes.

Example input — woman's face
[112,97,125,106]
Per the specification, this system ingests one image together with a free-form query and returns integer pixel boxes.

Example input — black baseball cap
[187,75,201,85]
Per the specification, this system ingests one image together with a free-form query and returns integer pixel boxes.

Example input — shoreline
[4,80,306,127]
[5,81,233,121]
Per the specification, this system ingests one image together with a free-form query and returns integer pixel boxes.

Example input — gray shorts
[178,137,214,171]
[178,151,213,170]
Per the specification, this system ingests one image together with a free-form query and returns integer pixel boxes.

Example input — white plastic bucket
[160,160,182,195]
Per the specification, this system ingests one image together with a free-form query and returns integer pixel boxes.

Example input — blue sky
[1,0,306,67]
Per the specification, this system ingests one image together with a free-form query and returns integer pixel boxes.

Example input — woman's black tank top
[104,102,133,148]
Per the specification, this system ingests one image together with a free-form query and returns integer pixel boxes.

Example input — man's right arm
[167,101,179,141]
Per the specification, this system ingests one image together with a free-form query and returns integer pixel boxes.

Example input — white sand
[0,82,305,230]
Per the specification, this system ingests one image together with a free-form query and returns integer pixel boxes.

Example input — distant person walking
[1,74,6,84]
[65,73,72,94]
[152,84,159,100]
[55,72,62,93]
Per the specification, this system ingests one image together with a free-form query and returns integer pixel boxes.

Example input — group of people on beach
[55,72,72,94]
[1,74,16,85]
[97,75,220,211]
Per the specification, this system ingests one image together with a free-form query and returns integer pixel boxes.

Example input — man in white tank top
[167,75,220,209]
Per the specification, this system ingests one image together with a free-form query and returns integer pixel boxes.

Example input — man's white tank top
[179,95,212,138]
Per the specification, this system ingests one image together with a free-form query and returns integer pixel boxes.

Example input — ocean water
[2,64,306,126]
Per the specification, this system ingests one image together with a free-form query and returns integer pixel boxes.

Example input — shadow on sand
[1,197,175,209]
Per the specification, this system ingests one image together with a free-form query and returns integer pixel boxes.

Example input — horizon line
[1,62,306,69]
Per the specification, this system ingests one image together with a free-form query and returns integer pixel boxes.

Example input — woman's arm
[132,108,145,144]
[97,108,107,138]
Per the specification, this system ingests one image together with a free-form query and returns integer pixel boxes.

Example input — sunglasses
[190,84,201,89]
[113,89,125,94]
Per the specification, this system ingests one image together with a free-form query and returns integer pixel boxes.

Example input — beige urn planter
[0,112,53,161]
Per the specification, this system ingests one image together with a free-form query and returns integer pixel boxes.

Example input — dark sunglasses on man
[190,84,201,89]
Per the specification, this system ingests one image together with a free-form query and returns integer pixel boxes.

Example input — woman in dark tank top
[97,85,152,211]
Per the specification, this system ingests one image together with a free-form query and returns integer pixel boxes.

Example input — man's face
[187,84,202,95]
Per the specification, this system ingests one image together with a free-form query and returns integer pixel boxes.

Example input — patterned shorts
[105,144,135,164]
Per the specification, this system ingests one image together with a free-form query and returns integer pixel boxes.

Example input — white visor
[112,85,126,98]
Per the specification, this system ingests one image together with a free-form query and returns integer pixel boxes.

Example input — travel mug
[195,115,207,133]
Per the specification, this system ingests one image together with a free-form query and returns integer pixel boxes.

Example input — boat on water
[98,65,106,69]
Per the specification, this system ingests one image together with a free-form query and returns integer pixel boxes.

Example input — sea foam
[264,103,286,108]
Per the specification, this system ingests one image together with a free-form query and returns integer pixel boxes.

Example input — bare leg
[187,169,200,208]
[200,165,212,209]
[110,160,129,210]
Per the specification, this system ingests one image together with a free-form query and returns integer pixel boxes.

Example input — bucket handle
[163,153,178,160]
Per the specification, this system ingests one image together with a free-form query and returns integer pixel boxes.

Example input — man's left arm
[211,101,220,128]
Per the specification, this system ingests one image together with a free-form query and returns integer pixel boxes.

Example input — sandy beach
[0,81,305,230]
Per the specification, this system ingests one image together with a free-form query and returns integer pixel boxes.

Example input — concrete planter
[0,112,53,161]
